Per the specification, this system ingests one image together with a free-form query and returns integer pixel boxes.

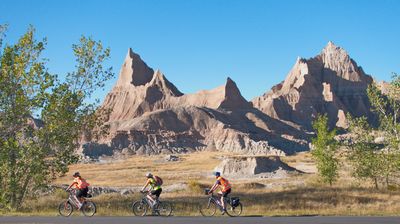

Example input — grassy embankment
[3,151,400,216]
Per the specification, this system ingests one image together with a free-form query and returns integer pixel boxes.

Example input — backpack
[154,176,163,186]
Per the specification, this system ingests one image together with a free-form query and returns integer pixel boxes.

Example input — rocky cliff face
[101,49,183,121]
[85,42,375,158]
[215,156,301,179]
[252,41,374,129]
[84,48,309,158]
[174,77,252,110]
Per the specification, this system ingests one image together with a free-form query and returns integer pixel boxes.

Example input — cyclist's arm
[141,179,150,191]
[66,182,77,191]
[209,182,218,193]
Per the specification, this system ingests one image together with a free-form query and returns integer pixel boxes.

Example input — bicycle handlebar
[204,188,214,196]
[66,188,76,194]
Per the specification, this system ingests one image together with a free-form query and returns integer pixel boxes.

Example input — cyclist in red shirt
[66,172,90,209]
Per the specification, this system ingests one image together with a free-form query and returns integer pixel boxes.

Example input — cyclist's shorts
[222,188,231,198]
[151,188,162,198]
[76,187,89,198]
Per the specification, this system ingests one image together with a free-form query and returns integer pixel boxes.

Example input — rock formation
[84,42,376,158]
[252,41,374,129]
[215,156,301,178]
[175,77,252,110]
[101,49,183,121]
[84,48,308,158]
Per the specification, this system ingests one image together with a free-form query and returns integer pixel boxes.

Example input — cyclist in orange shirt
[208,171,232,214]
[66,172,90,209]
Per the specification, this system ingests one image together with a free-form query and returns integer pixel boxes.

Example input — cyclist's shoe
[151,209,160,216]
[221,208,227,215]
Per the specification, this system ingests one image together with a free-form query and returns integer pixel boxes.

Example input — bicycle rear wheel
[82,201,96,217]
[199,198,217,217]
[58,200,73,217]
[132,200,148,216]
[156,201,173,217]
[226,201,242,217]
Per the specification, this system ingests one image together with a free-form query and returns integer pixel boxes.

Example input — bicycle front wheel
[199,198,217,217]
[156,201,173,217]
[58,200,73,217]
[226,201,242,217]
[82,201,96,217]
[132,200,148,216]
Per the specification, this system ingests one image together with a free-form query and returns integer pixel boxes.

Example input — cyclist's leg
[216,191,225,210]
[221,189,231,210]
[80,188,88,203]
[147,193,155,205]
[75,189,84,207]
[149,189,162,207]
[148,190,159,206]
[155,188,162,201]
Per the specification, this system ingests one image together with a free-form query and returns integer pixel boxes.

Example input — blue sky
[1,0,399,101]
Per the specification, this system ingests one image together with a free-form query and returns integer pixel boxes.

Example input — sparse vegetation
[54,151,223,187]
[187,180,208,194]
[6,181,400,216]
[0,151,399,216]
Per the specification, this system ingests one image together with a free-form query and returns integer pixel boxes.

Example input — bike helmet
[214,171,221,177]
[73,172,80,177]
[145,172,153,178]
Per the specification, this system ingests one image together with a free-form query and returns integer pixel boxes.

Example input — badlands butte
[81,41,375,159]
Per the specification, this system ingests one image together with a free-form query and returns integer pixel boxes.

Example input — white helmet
[145,172,153,178]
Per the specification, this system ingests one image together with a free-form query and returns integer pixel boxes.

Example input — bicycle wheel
[226,201,242,217]
[132,200,148,216]
[199,198,217,217]
[82,201,96,217]
[156,201,173,217]
[58,200,73,217]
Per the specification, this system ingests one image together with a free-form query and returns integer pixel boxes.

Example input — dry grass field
[54,151,317,188]
[5,151,400,216]
[54,151,230,187]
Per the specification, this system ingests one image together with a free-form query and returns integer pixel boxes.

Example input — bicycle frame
[139,191,156,207]
[67,189,84,209]
[207,192,227,210]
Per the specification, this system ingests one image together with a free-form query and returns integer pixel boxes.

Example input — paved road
[0,216,399,224]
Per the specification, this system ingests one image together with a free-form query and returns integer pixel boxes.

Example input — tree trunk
[16,171,32,210]
[386,175,389,189]
[374,177,379,189]
[9,144,17,210]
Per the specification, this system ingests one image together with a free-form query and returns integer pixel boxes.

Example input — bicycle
[131,190,173,216]
[58,188,96,217]
[199,188,243,217]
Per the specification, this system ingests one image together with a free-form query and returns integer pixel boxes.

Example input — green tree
[345,74,400,189]
[345,115,382,189]
[311,114,339,186]
[365,74,400,187]
[0,26,113,210]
